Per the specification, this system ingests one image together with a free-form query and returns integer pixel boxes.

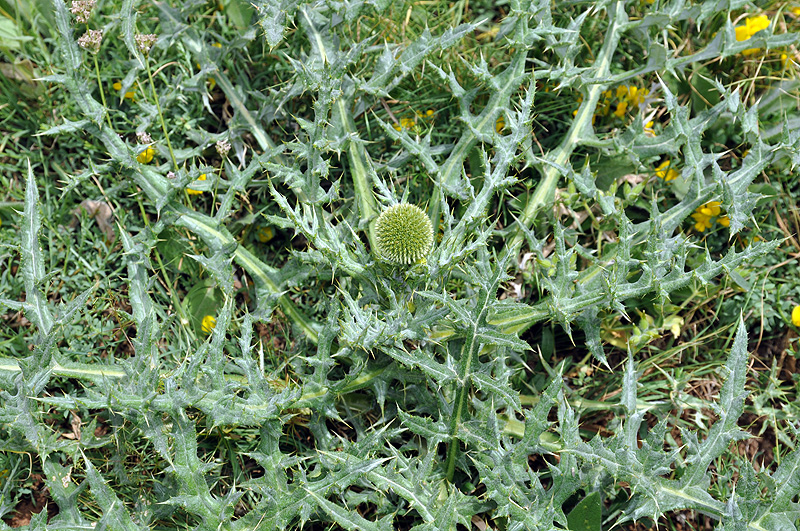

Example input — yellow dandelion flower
[187,174,207,195]
[201,315,216,334]
[257,226,274,243]
[655,160,678,181]
[136,147,155,164]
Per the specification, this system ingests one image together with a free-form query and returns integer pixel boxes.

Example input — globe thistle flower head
[375,203,434,265]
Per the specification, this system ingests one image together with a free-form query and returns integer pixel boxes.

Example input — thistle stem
[145,57,179,171]
[93,53,113,130]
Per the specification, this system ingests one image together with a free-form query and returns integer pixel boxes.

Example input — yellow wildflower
[613,101,628,118]
[426,109,434,117]
[793,8,800,16]
[630,86,648,106]
[655,160,678,182]
[201,315,216,333]
[393,117,416,131]
[496,115,505,133]
[700,202,720,217]
[792,306,800,327]
[112,81,136,101]
[644,120,655,136]
[136,147,155,164]
[257,226,274,243]
[691,201,727,232]
[187,174,207,195]
[735,15,771,56]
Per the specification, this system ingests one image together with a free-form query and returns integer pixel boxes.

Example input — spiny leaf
[21,160,53,335]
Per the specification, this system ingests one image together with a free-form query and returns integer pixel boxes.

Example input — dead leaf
[0,60,37,84]
[71,200,115,243]
[471,515,489,531]
[70,411,82,441]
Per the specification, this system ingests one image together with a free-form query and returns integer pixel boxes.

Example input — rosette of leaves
[374,203,434,265]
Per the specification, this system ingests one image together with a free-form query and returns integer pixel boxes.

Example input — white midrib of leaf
[510,1,627,254]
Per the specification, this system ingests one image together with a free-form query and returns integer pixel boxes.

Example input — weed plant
[1,0,800,529]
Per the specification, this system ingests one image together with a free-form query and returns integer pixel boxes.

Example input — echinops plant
[0,0,799,529]
[374,203,434,264]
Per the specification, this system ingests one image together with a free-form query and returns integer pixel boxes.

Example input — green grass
[1,0,800,529]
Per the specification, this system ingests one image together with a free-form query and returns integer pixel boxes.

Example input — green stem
[93,53,113,130]
[445,323,480,483]
[445,382,469,481]
[145,57,179,170]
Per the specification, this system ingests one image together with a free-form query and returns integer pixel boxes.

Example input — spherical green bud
[375,203,434,265]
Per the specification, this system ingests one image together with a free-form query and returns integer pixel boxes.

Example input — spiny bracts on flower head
[375,203,434,265]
